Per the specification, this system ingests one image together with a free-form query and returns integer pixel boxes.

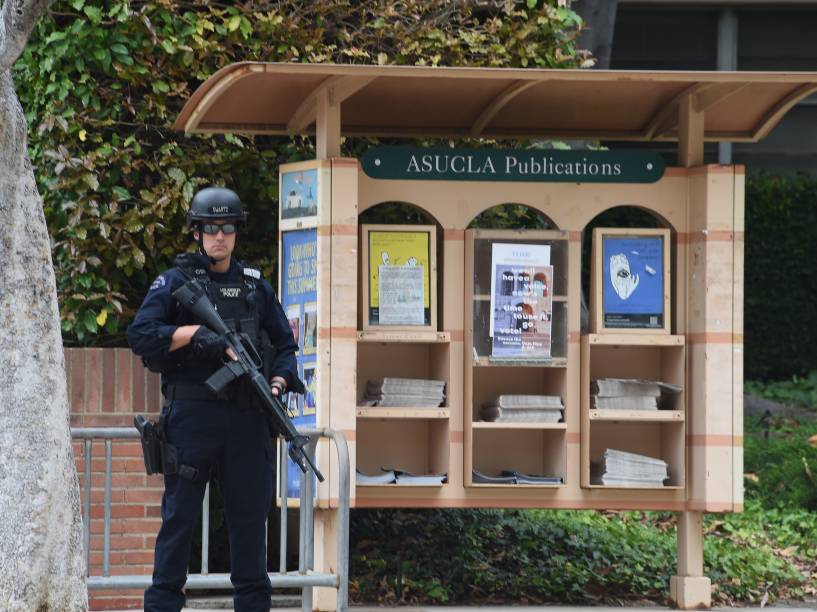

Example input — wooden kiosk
[174,64,817,610]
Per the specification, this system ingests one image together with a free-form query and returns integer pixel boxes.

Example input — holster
[134,414,179,476]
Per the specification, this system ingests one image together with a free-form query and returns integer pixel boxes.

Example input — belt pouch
[134,415,163,475]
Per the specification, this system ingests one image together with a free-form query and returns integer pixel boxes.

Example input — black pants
[144,399,275,612]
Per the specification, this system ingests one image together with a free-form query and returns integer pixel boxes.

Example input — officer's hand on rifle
[269,376,287,397]
[191,326,236,361]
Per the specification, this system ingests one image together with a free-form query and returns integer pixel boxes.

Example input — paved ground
[112,604,817,612]
[108,594,817,611]
[161,604,817,612]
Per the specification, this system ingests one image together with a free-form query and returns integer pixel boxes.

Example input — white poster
[489,243,553,360]
[378,264,424,325]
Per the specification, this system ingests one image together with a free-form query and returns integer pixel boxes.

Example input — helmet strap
[195,224,217,265]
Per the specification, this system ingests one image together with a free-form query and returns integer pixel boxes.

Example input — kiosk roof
[173,62,817,143]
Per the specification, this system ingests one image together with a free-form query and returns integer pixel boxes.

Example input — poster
[602,235,664,329]
[368,229,431,326]
[302,301,317,355]
[489,243,553,360]
[280,168,318,222]
[280,228,318,498]
[378,265,424,325]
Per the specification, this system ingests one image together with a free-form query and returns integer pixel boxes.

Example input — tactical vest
[169,253,272,387]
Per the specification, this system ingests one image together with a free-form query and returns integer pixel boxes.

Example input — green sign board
[361,147,665,183]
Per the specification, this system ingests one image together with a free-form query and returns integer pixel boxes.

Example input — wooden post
[316,88,341,160]
[672,90,712,610]
[678,94,704,168]
[312,158,359,611]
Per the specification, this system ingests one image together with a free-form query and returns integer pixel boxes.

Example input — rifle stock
[172,279,324,482]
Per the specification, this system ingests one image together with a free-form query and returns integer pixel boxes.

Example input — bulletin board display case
[350,165,740,515]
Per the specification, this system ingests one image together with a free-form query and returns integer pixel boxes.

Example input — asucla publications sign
[362,147,664,183]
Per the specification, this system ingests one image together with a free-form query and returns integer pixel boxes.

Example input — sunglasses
[201,222,238,235]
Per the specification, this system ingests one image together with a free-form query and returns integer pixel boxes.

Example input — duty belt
[164,382,235,402]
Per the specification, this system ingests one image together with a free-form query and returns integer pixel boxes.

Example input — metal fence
[71,426,349,611]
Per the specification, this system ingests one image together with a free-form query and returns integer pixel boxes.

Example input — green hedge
[349,502,814,606]
[744,414,817,511]
[13,0,588,344]
[744,172,817,380]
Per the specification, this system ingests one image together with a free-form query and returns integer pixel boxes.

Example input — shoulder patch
[149,275,166,291]
[243,267,261,280]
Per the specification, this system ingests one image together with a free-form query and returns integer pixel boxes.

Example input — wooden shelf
[469,483,565,489]
[586,333,685,347]
[585,484,685,490]
[357,483,446,488]
[473,357,567,368]
[357,330,450,343]
[465,229,572,494]
[472,421,566,430]
[580,334,687,490]
[473,294,567,302]
[357,407,449,419]
[589,410,684,422]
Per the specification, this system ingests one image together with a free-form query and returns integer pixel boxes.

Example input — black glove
[190,327,229,361]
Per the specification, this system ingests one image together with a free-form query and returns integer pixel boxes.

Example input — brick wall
[68,347,163,610]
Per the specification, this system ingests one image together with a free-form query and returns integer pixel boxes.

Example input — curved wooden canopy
[173,62,817,143]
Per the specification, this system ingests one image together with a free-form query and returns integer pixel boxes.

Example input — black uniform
[127,251,302,612]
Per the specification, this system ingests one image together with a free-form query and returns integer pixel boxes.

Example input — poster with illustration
[367,229,431,326]
[489,243,553,360]
[286,304,301,350]
[302,302,317,355]
[286,392,301,419]
[602,234,665,329]
[280,228,318,500]
[303,367,317,415]
[280,168,318,223]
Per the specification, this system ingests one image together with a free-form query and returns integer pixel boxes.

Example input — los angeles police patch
[150,275,166,291]
[219,286,243,298]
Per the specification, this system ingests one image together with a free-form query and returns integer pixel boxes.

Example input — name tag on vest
[218,285,244,299]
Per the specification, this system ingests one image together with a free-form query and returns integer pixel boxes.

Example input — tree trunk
[0,68,87,610]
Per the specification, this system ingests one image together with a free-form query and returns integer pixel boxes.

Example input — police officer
[127,187,303,612]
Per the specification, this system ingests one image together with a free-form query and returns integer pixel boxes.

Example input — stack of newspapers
[479,394,563,423]
[591,378,682,410]
[359,377,446,408]
[591,448,669,487]
[472,468,563,485]
[356,468,447,486]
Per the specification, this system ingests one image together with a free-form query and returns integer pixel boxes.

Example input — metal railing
[71,426,349,611]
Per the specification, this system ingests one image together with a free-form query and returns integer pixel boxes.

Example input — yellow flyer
[368,230,430,325]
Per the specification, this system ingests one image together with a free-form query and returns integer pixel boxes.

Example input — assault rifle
[172,279,324,482]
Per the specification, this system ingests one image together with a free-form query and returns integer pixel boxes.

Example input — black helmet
[186,187,247,227]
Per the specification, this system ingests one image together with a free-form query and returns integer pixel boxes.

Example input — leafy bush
[746,371,817,409]
[743,418,817,513]
[350,503,816,606]
[704,501,812,604]
[14,0,589,344]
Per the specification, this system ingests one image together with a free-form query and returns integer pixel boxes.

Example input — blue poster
[602,236,664,329]
[281,169,318,221]
[280,228,318,498]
